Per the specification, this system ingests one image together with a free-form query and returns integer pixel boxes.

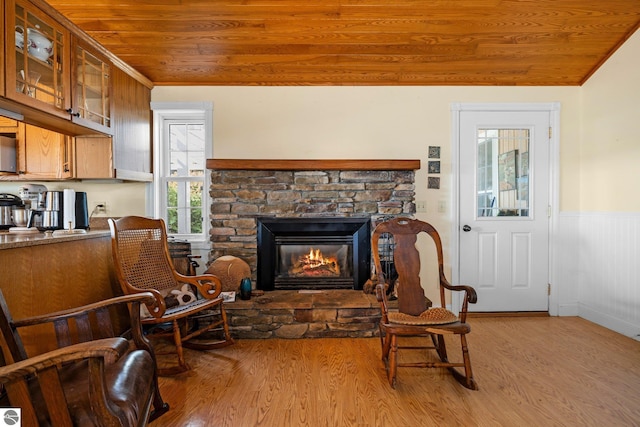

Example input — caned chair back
[110,216,179,295]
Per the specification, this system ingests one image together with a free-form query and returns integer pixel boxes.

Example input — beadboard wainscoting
[557,212,640,340]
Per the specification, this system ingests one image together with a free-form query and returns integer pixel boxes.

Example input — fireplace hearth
[257,217,370,291]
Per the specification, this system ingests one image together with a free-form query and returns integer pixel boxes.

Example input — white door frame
[450,102,561,315]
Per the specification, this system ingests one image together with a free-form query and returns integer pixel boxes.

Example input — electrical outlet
[416,200,427,213]
[95,202,107,214]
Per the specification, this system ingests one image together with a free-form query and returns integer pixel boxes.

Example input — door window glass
[476,128,530,217]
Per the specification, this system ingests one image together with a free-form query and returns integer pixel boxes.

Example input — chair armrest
[11,293,157,329]
[0,338,129,382]
[176,273,223,300]
[447,284,478,304]
[440,278,477,322]
[440,278,477,304]
[7,293,157,360]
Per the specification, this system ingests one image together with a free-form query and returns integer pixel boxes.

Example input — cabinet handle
[66,108,80,117]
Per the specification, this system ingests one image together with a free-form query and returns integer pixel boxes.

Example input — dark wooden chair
[0,290,169,426]
[372,217,478,390]
[109,216,234,375]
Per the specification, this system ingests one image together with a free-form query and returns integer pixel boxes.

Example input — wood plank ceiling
[46,0,640,86]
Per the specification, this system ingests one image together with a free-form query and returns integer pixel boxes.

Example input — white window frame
[149,102,213,249]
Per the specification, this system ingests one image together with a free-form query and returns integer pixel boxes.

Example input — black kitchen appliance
[75,192,89,229]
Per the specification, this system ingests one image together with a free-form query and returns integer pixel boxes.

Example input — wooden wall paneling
[0,235,119,356]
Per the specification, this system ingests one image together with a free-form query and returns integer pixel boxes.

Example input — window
[165,121,205,234]
[151,102,212,242]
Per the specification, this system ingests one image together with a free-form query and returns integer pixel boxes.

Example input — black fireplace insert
[256,217,371,291]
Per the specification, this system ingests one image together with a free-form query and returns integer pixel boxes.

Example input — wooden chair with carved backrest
[0,290,169,426]
[109,216,234,375]
[371,217,478,390]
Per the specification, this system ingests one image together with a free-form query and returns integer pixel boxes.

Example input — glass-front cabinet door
[6,0,71,118]
[72,40,112,133]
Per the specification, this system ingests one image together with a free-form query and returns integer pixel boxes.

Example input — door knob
[462,225,471,232]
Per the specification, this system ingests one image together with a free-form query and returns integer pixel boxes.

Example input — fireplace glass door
[275,240,354,288]
[257,217,370,291]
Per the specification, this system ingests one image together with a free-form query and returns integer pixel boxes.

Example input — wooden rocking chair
[372,217,478,390]
[109,216,234,375]
[0,290,169,426]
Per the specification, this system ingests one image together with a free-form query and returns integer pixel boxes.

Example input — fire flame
[290,247,340,276]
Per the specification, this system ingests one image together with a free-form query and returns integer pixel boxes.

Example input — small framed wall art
[428,177,440,189]
[428,161,441,174]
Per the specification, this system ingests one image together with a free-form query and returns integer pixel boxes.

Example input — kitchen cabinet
[18,123,71,179]
[71,63,150,180]
[74,135,113,179]
[111,66,152,181]
[0,117,71,180]
[71,38,112,134]
[5,0,71,119]
[4,0,114,135]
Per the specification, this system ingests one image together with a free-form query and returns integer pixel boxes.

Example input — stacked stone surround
[208,168,416,272]
[224,290,385,339]
[207,162,417,338]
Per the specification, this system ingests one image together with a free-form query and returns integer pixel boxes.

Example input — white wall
[580,30,640,212]
[565,29,640,339]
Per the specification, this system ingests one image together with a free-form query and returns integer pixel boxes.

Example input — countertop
[0,229,111,250]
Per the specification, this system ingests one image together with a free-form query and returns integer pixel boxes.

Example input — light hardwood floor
[154,317,640,426]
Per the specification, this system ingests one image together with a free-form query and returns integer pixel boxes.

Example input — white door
[458,109,550,312]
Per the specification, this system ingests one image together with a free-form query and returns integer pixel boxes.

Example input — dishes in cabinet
[15,25,53,61]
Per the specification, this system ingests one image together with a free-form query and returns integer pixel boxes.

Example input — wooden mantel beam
[206,159,421,171]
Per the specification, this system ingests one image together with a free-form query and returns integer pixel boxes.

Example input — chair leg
[220,304,233,343]
[381,328,391,363]
[456,334,478,390]
[145,341,170,419]
[387,334,398,388]
[148,384,170,422]
[433,334,450,363]
[182,305,235,350]
[155,319,191,376]
[437,333,478,391]
[173,319,189,370]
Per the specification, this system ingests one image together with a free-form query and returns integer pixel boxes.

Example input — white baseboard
[578,303,640,341]
[557,303,579,316]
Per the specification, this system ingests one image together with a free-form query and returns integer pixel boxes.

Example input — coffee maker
[40,191,63,230]
[18,184,47,229]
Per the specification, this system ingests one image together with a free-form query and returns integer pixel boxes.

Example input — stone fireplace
[206,159,420,285]
[205,159,420,338]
